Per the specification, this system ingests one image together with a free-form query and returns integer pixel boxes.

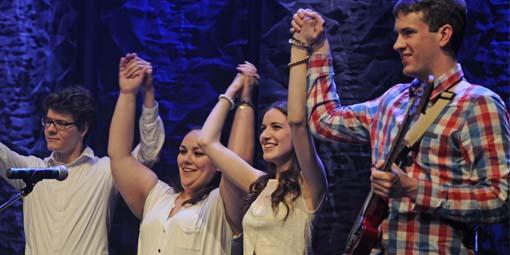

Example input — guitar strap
[403,86,456,148]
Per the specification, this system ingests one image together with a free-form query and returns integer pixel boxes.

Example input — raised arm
[132,67,165,167]
[219,63,258,234]
[197,66,264,194]
[108,54,158,219]
[292,9,376,144]
[288,11,328,210]
[227,63,257,165]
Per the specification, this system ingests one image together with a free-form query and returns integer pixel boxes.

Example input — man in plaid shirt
[290,0,509,254]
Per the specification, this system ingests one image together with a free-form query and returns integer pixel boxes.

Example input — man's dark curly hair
[393,0,467,57]
[43,86,96,132]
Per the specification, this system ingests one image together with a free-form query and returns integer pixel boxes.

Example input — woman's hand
[237,61,259,100]
[290,9,326,48]
[225,61,259,99]
[119,53,152,94]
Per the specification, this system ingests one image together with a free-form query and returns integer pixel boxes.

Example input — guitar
[343,77,435,255]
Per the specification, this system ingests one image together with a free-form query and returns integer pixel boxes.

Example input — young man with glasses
[0,53,165,254]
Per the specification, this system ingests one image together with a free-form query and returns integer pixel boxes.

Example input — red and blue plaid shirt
[306,53,510,254]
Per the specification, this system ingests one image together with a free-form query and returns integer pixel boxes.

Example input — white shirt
[242,179,322,255]
[0,104,165,255]
[138,181,232,255]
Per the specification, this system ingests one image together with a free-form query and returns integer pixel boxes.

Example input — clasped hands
[225,61,260,100]
[119,53,153,94]
[290,9,326,51]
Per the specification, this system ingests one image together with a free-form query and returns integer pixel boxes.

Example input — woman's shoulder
[144,180,179,209]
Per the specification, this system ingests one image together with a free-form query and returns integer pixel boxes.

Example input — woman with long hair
[198,39,328,254]
[108,53,259,254]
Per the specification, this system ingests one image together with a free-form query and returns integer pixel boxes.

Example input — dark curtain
[0,0,508,254]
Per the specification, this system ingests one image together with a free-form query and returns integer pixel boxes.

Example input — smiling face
[393,11,442,80]
[44,108,87,161]
[176,130,217,193]
[259,108,293,167]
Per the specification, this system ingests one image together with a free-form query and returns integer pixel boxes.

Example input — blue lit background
[0,0,508,254]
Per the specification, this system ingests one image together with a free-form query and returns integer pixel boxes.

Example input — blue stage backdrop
[0,1,508,254]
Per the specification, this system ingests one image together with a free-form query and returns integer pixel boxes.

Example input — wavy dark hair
[43,86,96,132]
[242,101,302,221]
[172,127,221,206]
[393,0,467,57]
[43,86,96,144]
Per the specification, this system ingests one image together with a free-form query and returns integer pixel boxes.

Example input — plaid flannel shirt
[306,53,510,254]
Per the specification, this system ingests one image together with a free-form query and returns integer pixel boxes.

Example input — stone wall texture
[0,0,508,254]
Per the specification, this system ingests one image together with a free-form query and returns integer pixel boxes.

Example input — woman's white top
[137,181,232,255]
[242,179,322,255]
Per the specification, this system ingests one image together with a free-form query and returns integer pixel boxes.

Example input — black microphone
[7,166,68,181]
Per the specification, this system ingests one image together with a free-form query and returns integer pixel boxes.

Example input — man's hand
[371,160,418,200]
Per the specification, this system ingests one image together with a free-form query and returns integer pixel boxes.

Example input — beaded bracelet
[288,37,312,51]
[218,94,235,110]
[288,55,310,68]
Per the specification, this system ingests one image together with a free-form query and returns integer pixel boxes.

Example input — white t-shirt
[138,181,232,255]
[242,179,322,255]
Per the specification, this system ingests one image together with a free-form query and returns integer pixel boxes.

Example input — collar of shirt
[411,64,464,101]
[47,146,95,167]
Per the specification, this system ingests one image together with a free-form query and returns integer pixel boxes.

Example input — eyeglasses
[41,117,76,130]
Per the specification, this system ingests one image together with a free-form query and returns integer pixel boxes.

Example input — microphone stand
[0,174,42,213]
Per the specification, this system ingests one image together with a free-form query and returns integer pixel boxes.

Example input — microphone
[7,165,68,181]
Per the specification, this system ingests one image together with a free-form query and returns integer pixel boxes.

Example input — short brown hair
[393,0,467,56]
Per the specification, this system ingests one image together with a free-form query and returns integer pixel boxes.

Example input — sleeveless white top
[242,179,323,255]
[138,181,232,255]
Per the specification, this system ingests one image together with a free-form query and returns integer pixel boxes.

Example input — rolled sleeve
[133,101,165,166]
